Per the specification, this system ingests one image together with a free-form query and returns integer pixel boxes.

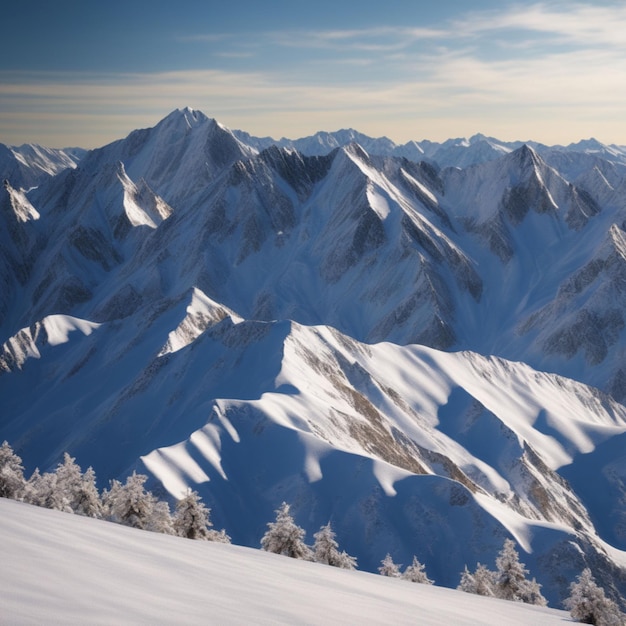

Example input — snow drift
[0,498,571,625]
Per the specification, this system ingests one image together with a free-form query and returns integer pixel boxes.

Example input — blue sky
[1,0,625,148]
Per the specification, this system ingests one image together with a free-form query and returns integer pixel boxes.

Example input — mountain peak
[505,143,543,173]
[469,133,488,144]
[341,141,371,163]
[156,108,212,135]
[566,138,605,151]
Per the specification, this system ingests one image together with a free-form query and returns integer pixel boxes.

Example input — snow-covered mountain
[4,107,626,608]
[234,124,626,171]
[0,142,84,190]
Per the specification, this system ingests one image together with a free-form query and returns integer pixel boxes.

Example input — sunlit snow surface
[0,499,571,626]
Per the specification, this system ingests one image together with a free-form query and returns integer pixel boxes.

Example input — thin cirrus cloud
[454,2,626,48]
[180,26,446,52]
[264,26,447,53]
[1,2,625,147]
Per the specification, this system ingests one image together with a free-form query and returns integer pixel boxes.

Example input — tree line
[0,440,230,542]
[1,441,623,624]
[260,502,624,625]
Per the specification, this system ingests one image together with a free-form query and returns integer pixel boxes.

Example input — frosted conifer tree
[25,453,85,513]
[520,576,547,607]
[378,553,402,578]
[206,527,231,544]
[73,467,102,518]
[173,489,230,542]
[313,522,339,564]
[495,539,530,601]
[564,568,624,626]
[55,453,84,513]
[106,472,155,529]
[261,502,311,559]
[402,556,434,584]
[22,468,43,506]
[458,563,496,596]
[335,550,358,570]
[458,565,477,594]
[25,468,66,511]
[146,500,175,535]
[0,441,25,499]
[173,490,212,539]
[492,538,548,605]
[102,478,122,519]
[313,522,357,569]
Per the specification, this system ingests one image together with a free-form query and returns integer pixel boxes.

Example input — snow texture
[0,498,571,626]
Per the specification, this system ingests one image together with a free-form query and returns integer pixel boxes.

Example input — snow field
[0,498,571,625]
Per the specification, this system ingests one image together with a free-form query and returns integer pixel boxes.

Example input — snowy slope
[0,498,571,625]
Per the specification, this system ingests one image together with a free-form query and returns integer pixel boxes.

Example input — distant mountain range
[3,107,626,608]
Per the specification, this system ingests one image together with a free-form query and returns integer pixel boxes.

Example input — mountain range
[3,107,626,608]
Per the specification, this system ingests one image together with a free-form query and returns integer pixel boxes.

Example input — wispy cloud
[182,4,626,55]
[455,2,626,48]
[2,2,626,147]
[215,51,255,59]
[266,26,447,53]
[177,33,235,44]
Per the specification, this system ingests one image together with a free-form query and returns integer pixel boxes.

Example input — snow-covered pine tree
[54,453,85,513]
[494,538,547,605]
[458,566,477,594]
[378,553,402,578]
[25,452,90,514]
[173,490,212,539]
[24,468,66,511]
[564,568,624,626]
[457,563,496,596]
[335,550,358,570]
[312,522,357,569]
[402,556,434,584]
[172,489,230,542]
[105,472,155,529]
[520,576,547,607]
[101,478,122,519]
[22,468,43,506]
[209,528,231,543]
[261,502,311,559]
[146,500,175,535]
[494,539,529,601]
[205,527,231,544]
[0,441,25,499]
[313,522,338,564]
[73,467,103,518]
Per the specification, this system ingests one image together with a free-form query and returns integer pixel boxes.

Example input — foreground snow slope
[0,499,570,626]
